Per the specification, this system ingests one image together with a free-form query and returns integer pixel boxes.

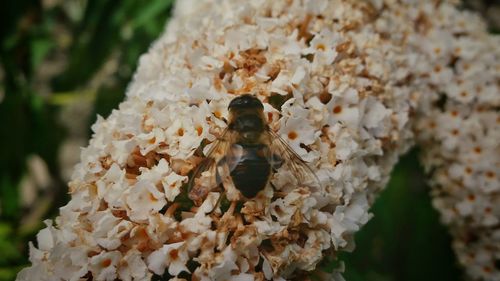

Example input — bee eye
[228,94,264,110]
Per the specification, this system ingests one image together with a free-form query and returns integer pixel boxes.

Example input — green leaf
[0,176,19,218]
[31,38,54,69]
[0,267,19,281]
[131,0,174,30]
[0,222,21,264]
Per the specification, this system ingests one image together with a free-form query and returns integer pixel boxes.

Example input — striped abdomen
[229,143,271,198]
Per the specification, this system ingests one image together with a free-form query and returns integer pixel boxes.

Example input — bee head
[228,95,266,139]
[228,94,264,111]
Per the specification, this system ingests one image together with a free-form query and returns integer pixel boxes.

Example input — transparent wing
[187,128,237,205]
[266,129,322,192]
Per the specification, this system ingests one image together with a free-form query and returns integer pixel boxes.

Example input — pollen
[485,171,495,178]
[101,259,112,267]
[178,128,185,136]
[169,249,179,260]
[213,75,223,91]
[333,105,342,114]
[149,193,158,202]
[196,126,203,136]
[316,43,326,51]
[288,131,298,140]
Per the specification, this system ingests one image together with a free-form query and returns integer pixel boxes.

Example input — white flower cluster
[397,4,500,281]
[371,2,500,280]
[17,0,499,280]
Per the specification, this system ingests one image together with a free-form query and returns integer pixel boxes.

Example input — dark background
[1,1,498,280]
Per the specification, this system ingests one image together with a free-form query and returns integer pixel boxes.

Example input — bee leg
[207,157,227,214]
[208,192,225,214]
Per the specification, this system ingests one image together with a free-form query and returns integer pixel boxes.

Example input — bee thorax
[231,114,264,133]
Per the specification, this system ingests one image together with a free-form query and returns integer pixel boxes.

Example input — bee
[188,94,321,207]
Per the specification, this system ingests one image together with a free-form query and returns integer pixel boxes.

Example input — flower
[17,0,500,280]
[118,249,151,281]
[89,251,122,281]
[147,242,189,276]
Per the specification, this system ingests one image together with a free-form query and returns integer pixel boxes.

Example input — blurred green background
[1,1,497,280]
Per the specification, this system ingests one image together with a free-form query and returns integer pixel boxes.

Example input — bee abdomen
[230,158,271,198]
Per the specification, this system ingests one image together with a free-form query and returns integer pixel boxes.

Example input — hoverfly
[188,94,321,207]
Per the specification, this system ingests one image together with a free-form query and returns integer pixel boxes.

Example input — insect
[187,94,321,207]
